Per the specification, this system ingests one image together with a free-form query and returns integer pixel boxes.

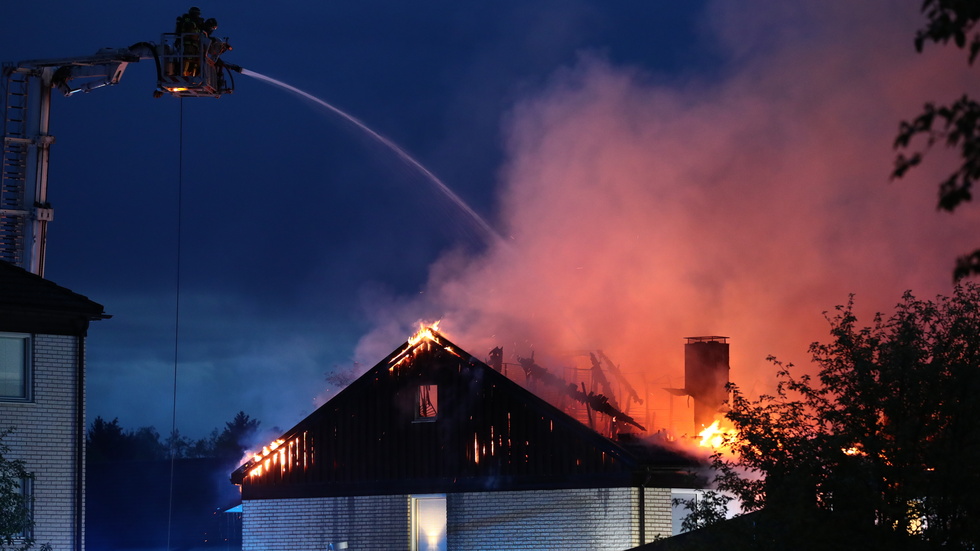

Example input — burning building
[231,327,701,550]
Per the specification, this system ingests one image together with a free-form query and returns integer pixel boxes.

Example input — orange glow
[243,432,312,483]
[698,420,736,449]
[408,320,441,346]
[390,321,445,370]
[252,438,285,462]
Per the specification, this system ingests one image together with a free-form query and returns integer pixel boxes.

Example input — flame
[251,438,286,462]
[245,433,312,481]
[390,321,444,371]
[408,320,441,346]
[247,438,286,478]
[698,420,736,449]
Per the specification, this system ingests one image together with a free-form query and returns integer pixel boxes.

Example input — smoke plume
[354,0,980,428]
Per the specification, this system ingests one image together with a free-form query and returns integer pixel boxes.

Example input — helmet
[189,6,201,15]
[205,18,217,29]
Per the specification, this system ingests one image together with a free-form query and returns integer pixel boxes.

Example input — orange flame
[251,438,286,462]
[842,446,866,456]
[408,320,441,346]
[698,420,736,449]
[247,438,286,477]
[390,321,444,371]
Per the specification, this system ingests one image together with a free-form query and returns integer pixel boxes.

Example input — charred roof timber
[516,352,646,432]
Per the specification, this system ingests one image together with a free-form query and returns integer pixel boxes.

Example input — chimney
[684,336,730,430]
[488,347,503,374]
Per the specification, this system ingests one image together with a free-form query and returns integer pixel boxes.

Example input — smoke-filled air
[351,0,980,432]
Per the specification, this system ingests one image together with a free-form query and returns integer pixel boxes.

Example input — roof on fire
[233,327,700,499]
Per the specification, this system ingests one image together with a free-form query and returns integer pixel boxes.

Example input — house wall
[1,333,83,550]
[242,487,673,551]
[449,487,672,550]
[644,488,674,541]
[243,495,412,550]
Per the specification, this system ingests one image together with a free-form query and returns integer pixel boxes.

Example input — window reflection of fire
[417,384,438,419]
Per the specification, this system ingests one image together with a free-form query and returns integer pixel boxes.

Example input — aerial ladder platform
[1,32,241,276]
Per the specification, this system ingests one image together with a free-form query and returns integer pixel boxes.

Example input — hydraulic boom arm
[0,35,240,275]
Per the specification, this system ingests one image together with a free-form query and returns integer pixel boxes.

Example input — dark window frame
[0,333,32,402]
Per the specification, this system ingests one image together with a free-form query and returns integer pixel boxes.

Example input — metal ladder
[0,66,30,268]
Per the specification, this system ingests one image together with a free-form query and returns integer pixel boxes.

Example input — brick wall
[243,486,673,550]
[643,487,673,540]
[0,333,83,550]
[450,487,672,550]
[243,495,411,550]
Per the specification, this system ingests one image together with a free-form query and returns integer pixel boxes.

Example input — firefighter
[202,17,218,37]
[177,7,204,76]
[186,6,205,28]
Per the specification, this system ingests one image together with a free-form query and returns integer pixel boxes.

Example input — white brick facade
[243,495,411,550]
[1,333,84,550]
[449,488,672,550]
[243,487,672,550]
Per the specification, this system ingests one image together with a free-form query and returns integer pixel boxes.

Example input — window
[415,384,438,421]
[411,495,446,551]
[0,333,30,401]
[10,476,34,540]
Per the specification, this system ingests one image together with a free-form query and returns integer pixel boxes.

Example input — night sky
[2,1,977,442]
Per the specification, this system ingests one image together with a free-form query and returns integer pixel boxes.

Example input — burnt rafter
[517,353,646,431]
[596,350,643,406]
[589,352,619,409]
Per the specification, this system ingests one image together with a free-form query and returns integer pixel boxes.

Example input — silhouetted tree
[88,412,262,464]
[706,284,980,550]
[165,428,219,459]
[126,426,167,460]
[893,0,980,280]
[86,417,166,462]
[211,411,260,463]
[672,491,732,534]
[86,417,128,463]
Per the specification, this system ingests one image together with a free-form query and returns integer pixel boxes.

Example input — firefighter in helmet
[177,7,204,76]
[203,17,218,37]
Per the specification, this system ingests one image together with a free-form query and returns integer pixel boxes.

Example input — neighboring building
[0,260,108,550]
[232,328,700,551]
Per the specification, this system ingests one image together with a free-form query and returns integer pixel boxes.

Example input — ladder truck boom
[0,34,241,276]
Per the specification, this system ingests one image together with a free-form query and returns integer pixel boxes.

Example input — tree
[0,429,50,551]
[707,284,980,549]
[210,411,261,463]
[672,490,733,533]
[893,0,980,280]
[164,428,219,459]
[88,412,263,463]
[86,417,167,462]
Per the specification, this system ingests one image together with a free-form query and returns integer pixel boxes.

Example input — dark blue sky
[3,1,975,441]
[1,1,716,437]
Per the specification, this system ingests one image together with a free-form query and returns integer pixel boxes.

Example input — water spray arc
[241,69,502,246]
